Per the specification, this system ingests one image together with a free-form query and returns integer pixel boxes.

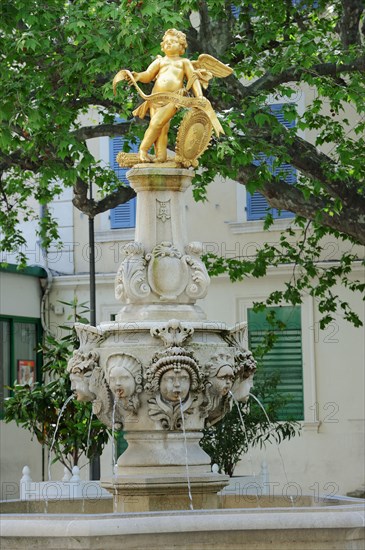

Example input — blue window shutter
[110,200,136,229]
[231,5,240,18]
[292,0,319,9]
[248,306,304,421]
[109,136,138,229]
[246,104,296,221]
[247,191,271,221]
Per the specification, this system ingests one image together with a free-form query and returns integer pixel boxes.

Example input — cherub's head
[161,29,187,55]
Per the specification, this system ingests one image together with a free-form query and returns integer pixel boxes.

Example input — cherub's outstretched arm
[130,57,161,84]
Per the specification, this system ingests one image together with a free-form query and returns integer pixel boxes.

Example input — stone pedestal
[115,431,210,475]
[102,473,229,512]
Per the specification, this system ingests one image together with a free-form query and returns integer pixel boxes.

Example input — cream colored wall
[0,273,42,318]
[0,424,44,500]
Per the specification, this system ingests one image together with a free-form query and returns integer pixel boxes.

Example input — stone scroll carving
[115,242,151,303]
[66,162,257,491]
[184,242,210,300]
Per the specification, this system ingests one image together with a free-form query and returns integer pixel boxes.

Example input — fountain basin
[1,496,364,549]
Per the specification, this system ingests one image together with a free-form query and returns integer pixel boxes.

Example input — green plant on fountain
[3,299,111,475]
[201,321,301,477]
[201,371,301,477]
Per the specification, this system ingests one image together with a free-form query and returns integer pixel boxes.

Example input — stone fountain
[1,30,364,549]
[66,35,258,511]
[67,164,256,512]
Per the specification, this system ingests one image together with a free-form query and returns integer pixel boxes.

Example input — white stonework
[68,166,256,511]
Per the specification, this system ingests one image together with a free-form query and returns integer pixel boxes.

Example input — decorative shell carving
[151,319,194,346]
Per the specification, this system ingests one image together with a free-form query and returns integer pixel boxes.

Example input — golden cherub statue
[113,28,233,168]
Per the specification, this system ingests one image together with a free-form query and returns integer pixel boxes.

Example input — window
[292,0,319,8]
[246,104,296,221]
[0,316,42,413]
[231,5,241,18]
[247,306,304,420]
[109,136,138,229]
[0,320,11,406]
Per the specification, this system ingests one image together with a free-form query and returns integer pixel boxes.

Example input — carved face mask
[159,368,190,403]
[212,364,235,396]
[70,371,95,402]
[109,365,136,399]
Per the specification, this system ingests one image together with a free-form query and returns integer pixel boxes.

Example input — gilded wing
[190,54,233,90]
[192,54,233,78]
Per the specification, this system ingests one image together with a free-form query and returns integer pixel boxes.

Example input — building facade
[1,96,364,500]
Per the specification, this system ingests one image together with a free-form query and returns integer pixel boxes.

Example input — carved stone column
[130,167,192,253]
[114,167,210,322]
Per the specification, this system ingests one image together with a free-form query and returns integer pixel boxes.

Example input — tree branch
[95,186,136,214]
[72,177,135,218]
[195,1,234,58]
[253,127,358,205]
[226,56,365,101]
[236,165,365,245]
[72,121,133,141]
[211,75,361,204]
[0,151,41,173]
[339,0,364,48]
